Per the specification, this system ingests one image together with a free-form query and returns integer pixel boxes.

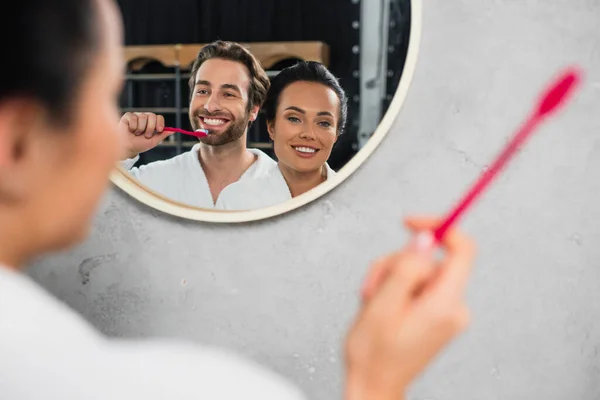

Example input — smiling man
[119,41,277,209]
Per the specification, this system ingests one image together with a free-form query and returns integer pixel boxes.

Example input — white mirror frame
[110,0,421,223]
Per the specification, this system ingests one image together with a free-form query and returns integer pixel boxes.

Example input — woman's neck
[278,162,327,198]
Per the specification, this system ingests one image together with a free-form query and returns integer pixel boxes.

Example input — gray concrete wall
[29,1,600,399]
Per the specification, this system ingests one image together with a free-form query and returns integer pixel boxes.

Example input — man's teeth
[203,118,227,125]
[295,146,316,154]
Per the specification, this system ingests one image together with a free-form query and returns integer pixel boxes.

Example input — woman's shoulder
[325,163,338,179]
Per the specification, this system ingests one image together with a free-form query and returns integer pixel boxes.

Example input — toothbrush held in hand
[432,66,583,243]
[163,127,209,138]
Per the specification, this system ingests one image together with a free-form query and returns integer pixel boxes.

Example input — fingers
[156,114,165,133]
[122,112,137,133]
[360,254,394,303]
[360,215,475,310]
[122,112,164,138]
[360,232,436,304]
[404,215,476,295]
[143,113,155,138]
[366,246,436,318]
[134,112,147,135]
[436,232,475,296]
[361,227,436,305]
[402,217,475,338]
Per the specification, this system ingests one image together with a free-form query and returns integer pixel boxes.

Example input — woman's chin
[285,161,324,175]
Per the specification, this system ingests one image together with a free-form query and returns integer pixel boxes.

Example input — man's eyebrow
[221,84,242,94]
[195,81,242,95]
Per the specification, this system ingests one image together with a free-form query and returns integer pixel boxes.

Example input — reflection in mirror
[116,0,412,212]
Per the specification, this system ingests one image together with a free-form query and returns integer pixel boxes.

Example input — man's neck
[279,162,327,198]
[198,139,257,203]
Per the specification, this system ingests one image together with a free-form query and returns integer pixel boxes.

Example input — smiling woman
[217,62,346,210]
[267,62,346,191]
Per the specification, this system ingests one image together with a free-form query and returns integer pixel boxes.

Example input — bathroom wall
[29,1,600,399]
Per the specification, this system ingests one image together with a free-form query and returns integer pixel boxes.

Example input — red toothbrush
[163,127,209,138]
[433,66,583,243]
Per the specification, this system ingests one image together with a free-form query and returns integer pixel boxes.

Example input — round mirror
[110,0,421,222]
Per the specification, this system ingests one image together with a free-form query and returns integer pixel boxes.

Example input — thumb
[152,129,174,145]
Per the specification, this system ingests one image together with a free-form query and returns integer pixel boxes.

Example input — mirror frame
[110,0,422,223]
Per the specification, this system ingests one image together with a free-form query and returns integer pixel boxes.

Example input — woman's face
[269,81,339,174]
[12,0,124,254]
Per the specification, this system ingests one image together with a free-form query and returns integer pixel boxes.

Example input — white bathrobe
[0,265,305,399]
[217,164,337,210]
[121,144,277,209]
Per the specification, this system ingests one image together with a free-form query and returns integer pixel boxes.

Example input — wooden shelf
[124,45,178,71]
[125,73,192,81]
[179,42,329,70]
[123,41,329,71]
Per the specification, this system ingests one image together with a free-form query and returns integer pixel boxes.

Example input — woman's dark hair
[264,61,348,135]
[1,0,101,125]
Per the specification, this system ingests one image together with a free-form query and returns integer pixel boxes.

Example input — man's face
[188,58,258,146]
